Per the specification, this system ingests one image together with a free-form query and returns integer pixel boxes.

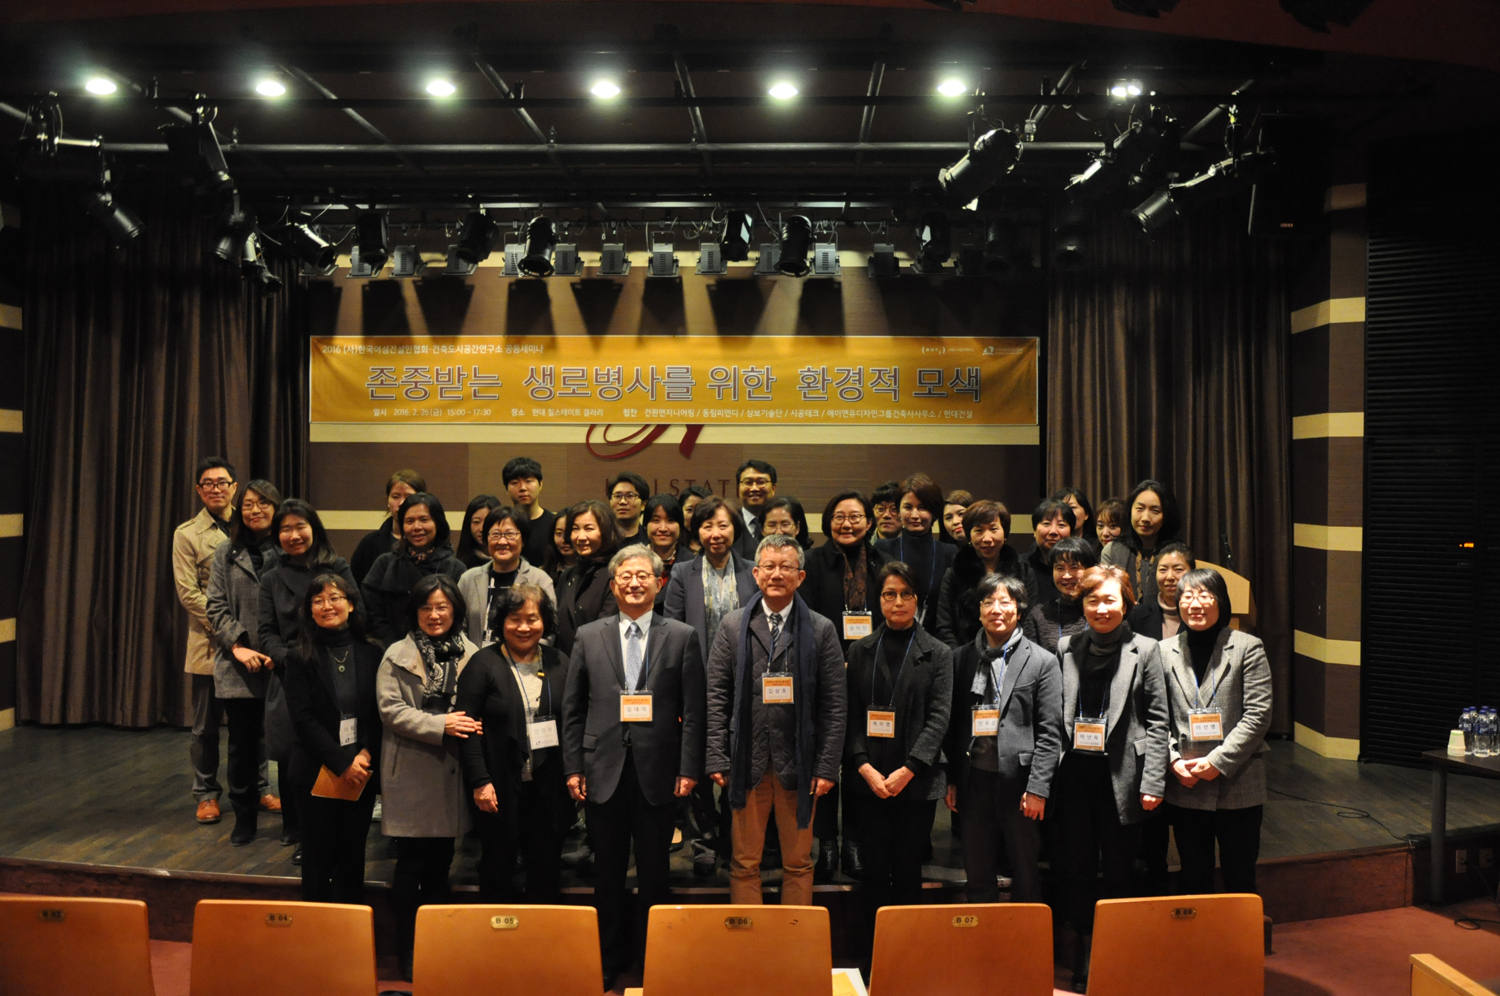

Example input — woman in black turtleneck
[1161,569,1272,895]
[206,479,283,846]
[1023,536,1095,656]
[842,562,952,966]
[283,574,385,904]
[1053,565,1169,994]
[936,500,1035,650]
[874,473,956,630]
[362,493,468,647]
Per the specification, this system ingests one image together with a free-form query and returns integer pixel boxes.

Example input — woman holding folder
[283,573,384,905]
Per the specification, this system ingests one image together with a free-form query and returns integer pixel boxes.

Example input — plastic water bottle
[1486,709,1498,758]
[1479,709,1495,758]
[1462,707,1477,755]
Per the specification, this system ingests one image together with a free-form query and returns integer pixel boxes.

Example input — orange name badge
[1189,712,1224,741]
[763,674,794,704]
[1073,720,1106,752]
[620,692,653,723]
[842,613,873,641]
[867,709,896,738]
[972,707,1000,736]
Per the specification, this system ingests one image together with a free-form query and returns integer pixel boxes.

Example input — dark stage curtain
[18,192,308,727]
[1047,198,1294,734]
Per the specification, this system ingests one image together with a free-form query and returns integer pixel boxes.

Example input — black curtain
[1047,197,1294,735]
[18,191,308,727]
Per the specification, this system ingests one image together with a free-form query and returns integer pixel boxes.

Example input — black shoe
[842,837,867,882]
[230,818,257,847]
[814,839,839,883]
[1071,932,1092,993]
[291,845,303,866]
[693,850,717,878]
[279,834,297,847]
[562,841,594,871]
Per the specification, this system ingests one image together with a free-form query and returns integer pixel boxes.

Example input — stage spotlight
[1109,80,1145,100]
[85,76,116,96]
[426,78,457,97]
[768,81,799,100]
[983,219,1019,273]
[284,222,337,273]
[81,190,143,246]
[866,243,898,278]
[1065,108,1178,206]
[812,242,841,277]
[553,242,583,275]
[695,243,727,276]
[518,216,557,277]
[443,246,477,276]
[356,212,389,272]
[647,242,679,278]
[241,233,284,291]
[454,210,497,264]
[213,194,255,263]
[754,242,782,275]
[938,126,1020,207]
[1052,203,1090,268]
[591,80,622,99]
[912,212,952,274]
[391,245,427,278]
[255,79,286,97]
[1111,0,1178,15]
[937,78,968,98]
[1280,0,1372,32]
[501,243,524,277]
[1127,152,1269,234]
[596,242,630,277]
[776,215,813,276]
[161,110,234,193]
[721,210,754,262]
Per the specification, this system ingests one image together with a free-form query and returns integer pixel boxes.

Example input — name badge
[1073,717,1106,752]
[763,674,794,704]
[842,612,873,641]
[339,717,357,747]
[620,692,653,723]
[972,707,1000,736]
[867,709,896,738]
[527,718,560,749]
[1189,712,1224,741]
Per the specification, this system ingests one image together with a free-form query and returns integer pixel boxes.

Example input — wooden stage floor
[0,725,1495,885]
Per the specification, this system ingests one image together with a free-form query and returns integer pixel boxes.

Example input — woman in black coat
[282,573,385,905]
[1022,536,1097,657]
[553,500,622,655]
[873,473,956,629]
[935,500,1034,650]
[457,582,575,902]
[362,492,468,646]
[843,561,953,952]
[349,469,426,586]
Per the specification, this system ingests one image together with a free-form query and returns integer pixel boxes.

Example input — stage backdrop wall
[304,263,1048,560]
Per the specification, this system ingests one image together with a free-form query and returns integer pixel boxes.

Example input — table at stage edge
[1424,749,1500,904]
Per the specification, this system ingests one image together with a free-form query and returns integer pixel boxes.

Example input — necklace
[330,648,351,672]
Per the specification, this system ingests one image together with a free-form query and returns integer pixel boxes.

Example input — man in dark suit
[944,573,1063,904]
[562,544,706,989]
[705,534,847,906]
[731,459,776,559]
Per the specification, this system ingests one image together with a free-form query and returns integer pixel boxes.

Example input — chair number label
[491,915,520,930]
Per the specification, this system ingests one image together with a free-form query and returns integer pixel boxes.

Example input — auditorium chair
[0,895,155,996]
[410,904,603,995]
[1088,894,1264,996]
[1411,955,1498,996]
[189,899,376,996]
[626,904,832,996]
[868,903,1053,996]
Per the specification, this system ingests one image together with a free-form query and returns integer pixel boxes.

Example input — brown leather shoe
[259,794,282,813]
[196,799,222,824]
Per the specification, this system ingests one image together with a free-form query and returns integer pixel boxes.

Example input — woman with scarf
[1051,564,1169,993]
[362,492,468,647]
[375,574,481,981]
[1162,569,1272,895]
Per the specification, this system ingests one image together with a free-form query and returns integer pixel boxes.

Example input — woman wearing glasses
[843,562,953,955]
[1161,569,1272,895]
[458,506,555,649]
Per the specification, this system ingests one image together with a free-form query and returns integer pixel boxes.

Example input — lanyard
[501,645,552,718]
[898,534,941,616]
[872,627,916,709]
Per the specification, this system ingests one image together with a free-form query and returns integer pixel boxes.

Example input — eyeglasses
[755,564,799,577]
[1179,591,1218,606]
[310,593,348,609]
[417,603,453,616]
[880,590,918,603]
[489,530,523,541]
[613,570,657,584]
[982,597,1018,611]
[829,513,867,525]
[243,499,275,512]
[611,492,641,503]
[740,476,773,487]
[198,479,234,491]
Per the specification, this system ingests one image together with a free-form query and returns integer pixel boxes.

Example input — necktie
[769,611,783,659]
[625,622,643,690]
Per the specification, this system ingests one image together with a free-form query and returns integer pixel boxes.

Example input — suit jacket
[555,558,618,655]
[172,507,229,675]
[206,540,279,699]
[282,638,385,794]
[732,510,762,561]
[1058,629,1170,825]
[1127,599,1184,642]
[1159,628,1273,811]
[457,560,557,647]
[662,552,756,657]
[561,612,706,807]
[800,539,890,653]
[945,634,1064,801]
[843,624,953,803]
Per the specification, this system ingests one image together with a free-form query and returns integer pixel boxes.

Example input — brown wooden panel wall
[0,202,22,730]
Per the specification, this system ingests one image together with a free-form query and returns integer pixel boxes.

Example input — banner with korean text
[309,336,1038,426]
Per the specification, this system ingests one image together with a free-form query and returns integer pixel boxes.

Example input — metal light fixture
[356,212,389,273]
[443,246,476,276]
[391,245,427,278]
[501,243,524,277]
[722,211,754,262]
[776,215,813,277]
[938,126,1020,207]
[454,210,497,264]
[596,242,631,277]
[695,243,727,276]
[754,243,782,275]
[647,242,680,278]
[553,242,583,276]
[812,241,841,277]
[284,222,337,273]
[518,216,557,277]
[85,77,117,96]
[866,243,898,278]
[81,190,143,246]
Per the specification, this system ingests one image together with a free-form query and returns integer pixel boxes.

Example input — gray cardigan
[456,560,556,647]
[376,633,480,838]
[1058,629,1171,825]
[1160,628,1273,811]
[206,541,278,699]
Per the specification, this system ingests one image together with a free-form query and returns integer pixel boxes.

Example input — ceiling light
[284,222,337,272]
[695,243,727,276]
[721,211,753,262]
[1065,107,1179,206]
[82,190,143,246]
[938,125,1021,207]
[84,77,116,96]
[812,242,841,277]
[161,111,234,193]
[590,79,621,99]
[776,216,813,276]
[454,210,497,264]
[768,81,799,100]
[937,78,968,98]
[647,243,679,278]
[255,79,286,97]
[518,216,557,277]
[596,242,630,277]
[1109,80,1144,99]
[391,245,427,279]
[425,79,457,98]
[213,193,255,263]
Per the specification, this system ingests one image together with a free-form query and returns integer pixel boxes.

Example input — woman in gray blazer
[1163,569,1272,895]
[456,506,555,648]
[1053,564,1170,994]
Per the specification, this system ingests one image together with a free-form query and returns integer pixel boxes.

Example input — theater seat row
[0,893,1265,996]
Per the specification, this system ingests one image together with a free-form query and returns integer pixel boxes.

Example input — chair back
[642,904,830,996]
[412,904,603,996]
[0,896,155,996]
[1088,894,1264,996]
[869,903,1053,996]
[1411,954,1498,996]
[189,899,375,996]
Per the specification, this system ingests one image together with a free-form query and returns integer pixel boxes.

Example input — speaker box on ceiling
[1248,114,1328,238]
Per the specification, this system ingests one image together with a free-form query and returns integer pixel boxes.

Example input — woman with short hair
[457,583,574,902]
[350,469,427,586]
[934,500,1033,650]
[456,494,504,569]
[457,506,555,648]
[362,492,468,646]
[1022,536,1097,657]
[554,499,622,654]
[1127,541,1195,642]
[874,472,957,628]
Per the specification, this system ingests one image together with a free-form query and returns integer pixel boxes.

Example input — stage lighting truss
[391,245,427,278]
[695,243,728,276]
[647,242,680,278]
[596,242,631,277]
[866,243,899,278]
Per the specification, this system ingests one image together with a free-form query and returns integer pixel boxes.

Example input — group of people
[173,455,1272,990]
